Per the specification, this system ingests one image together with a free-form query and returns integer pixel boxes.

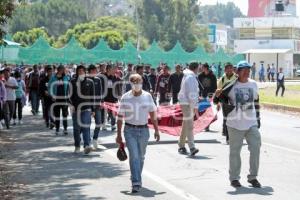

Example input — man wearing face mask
[69,65,95,154]
[116,74,160,193]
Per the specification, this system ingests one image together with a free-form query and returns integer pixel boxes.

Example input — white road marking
[263,142,300,155]
[98,144,201,200]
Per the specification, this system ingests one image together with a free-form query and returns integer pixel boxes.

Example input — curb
[261,103,300,113]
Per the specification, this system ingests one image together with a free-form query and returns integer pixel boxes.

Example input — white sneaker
[18,120,23,125]
[74,147,80,153]
[1,120,4,125]
[93,140,98,149]
[0,123,3,130]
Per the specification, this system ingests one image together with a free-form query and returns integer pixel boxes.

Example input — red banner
[102,102,218,136]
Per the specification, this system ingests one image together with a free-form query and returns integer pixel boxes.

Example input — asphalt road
[2,107,300,200]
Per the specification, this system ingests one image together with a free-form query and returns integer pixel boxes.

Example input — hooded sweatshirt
[178,69,199,109]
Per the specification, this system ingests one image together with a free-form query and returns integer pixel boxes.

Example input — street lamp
[130,2,141,64]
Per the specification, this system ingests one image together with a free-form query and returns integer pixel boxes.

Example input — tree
[12,27,54,46]
[54,16,148,50]
[198,2,244,26]
[9,0,88,37]
[136,0,203,52]
[0,0,15,40]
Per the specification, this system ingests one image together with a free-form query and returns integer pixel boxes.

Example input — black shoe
[49,123,55,130]
[190,148,199,156]
[46,123,49,128]
[131,185,141,193]
[248,179,261,188]
[63,130,68,135]
[178,147,187,154]
[231,180,242,188]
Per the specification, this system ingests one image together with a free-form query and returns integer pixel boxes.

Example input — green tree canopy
[9,0,88,37]
[198,2,244,26]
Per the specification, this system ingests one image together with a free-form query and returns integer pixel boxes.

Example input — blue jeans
[93,107,102,140]
[72,110,91,148]
[124,126,150,187]
[30,90,40,113]
[108,110,116,127]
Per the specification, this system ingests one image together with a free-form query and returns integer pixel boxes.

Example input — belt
[125,123,148,128]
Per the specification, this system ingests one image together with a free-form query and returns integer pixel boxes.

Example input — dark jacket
[198,71,217,98]
[89,76,104,106]
[168,72,183,94]
[142,74,152,92]
[103,74,122,103]
[213,80,261,128]
[39,75,52,103]
[148,74,157,92]
[69,77,95,111]
[155,73,170,94]
[277,72,285,85]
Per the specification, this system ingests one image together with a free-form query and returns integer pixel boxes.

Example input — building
[208,24,228,52]
[233,0,299,79]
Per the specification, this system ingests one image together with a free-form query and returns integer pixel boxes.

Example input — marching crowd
[0,60,278,192]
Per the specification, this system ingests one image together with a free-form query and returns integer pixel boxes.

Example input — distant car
[296,69,300,77]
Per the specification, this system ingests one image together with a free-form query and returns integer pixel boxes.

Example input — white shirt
[118,90,157,125]
[226,79,258,131]
[178,69,199,109]
[5,77,18,101]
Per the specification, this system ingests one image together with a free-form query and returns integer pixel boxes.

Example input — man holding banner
[177,62,200,156]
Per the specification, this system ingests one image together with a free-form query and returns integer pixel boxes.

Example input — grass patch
[259,86,300,108]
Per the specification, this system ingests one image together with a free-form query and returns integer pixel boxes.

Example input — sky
[199,0,300,16]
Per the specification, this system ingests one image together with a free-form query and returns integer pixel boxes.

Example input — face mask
[78,75,85,81]
[131,83,142,92]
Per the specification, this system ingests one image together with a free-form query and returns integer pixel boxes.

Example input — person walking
[39,65,55,129]
[214,63,238,144]
[3,68,18,129]
[276,67,285,97]
[88,64,104,149]
[177,62,200,156]
[168,65,183,104]
[48,65,70,135]
[103,64,122,131]
[116,73,160,193]
[251,62,256,80]
[270,64,276,82]
[259,63,265,82]
[13,72,25,125]
[27,65,40,115]
[0,69,7,130]
[69,65,95,155]
[220,60,262,188]
[155,65,171,105]
[198,63,217,132]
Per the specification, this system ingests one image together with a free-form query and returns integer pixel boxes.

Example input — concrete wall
[234,39,295,53]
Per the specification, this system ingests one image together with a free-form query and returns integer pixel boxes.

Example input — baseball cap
[237,60,251,70]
